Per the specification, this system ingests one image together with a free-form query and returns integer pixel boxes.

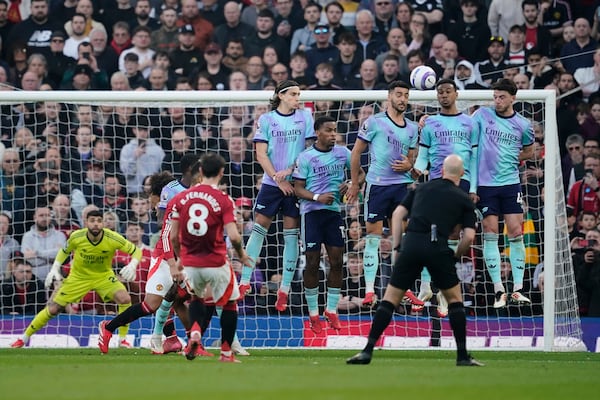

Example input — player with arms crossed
[346,80,421,307]
[238,80,315,312]
[293,116,366,333]
[473,78,534,308]
[12,210,142,348]
[411,78,480,316]
[170,152,252,362]
[347,155,483,366]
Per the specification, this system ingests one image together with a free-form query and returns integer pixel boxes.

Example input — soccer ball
[409,66,437,90]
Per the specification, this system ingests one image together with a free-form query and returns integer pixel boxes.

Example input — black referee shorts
[390,232,460,291]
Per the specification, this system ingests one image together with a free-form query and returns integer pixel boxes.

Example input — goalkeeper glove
[119,259,139,282]
[44,262,63,289]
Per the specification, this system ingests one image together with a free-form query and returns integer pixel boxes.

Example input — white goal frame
[0,89,580,352]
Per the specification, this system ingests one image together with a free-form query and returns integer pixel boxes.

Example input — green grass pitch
[1,349,599,400]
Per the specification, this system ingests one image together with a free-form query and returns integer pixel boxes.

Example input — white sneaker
[493,292,507,309]
[510,290,532,304]
[436,292,448,318]
[231,339,250,356]
[150,334,164,354]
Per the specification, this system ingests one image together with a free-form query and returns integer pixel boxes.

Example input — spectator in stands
[100,0,134,35]
[110,21,132,56]
[375,28,408,75]
[305,24,339,78]
[244,8,289,65]
[144,66,168,91]
[221,38,247,72]
[269,62,288,84]
[119,114,164,194]
[505,24,527,66]
[161,129,192,177]
[214,1,255,51]
[572,228,600,316]
[408,0,444,36]
[539,0,572,40]
[177,0,213,52]
[6,0,60,58]
[273,0,303,41]
[68,124,94,175]
[487,0,525,43]
[337,252,375,314]
[170,24,205,78]
[0,212,20,278]
[45,30,75,88]
[290,1,321,54]
[447,0,490,64]
[568,153,600,218]
[0,1,14,59]
[562,134,585,193]
[348,59,384,90]
[70,161,105,223]
[0,258,46,315]
[406,12,430,56]
[574,45,600,101]
[560,18,598,74]
[475,36,509,87]
[65,0,104,37]
[118,25,155,79]
[581,99,600,139]
[354,10,386,63]
[90,27,119,78]
[223,133,261,200]
[110,70,130,91]
[202,42,231,90]
[128,0,159,31]
[245,56,267,90]
[102,173,129,223]
[377,55,402,86]
[522,3,554,57]
[51,194,79,238]
[20,206,66,281]
[331,32,361,88]
[91,137,117,174]
[325,1,349,44]
[127,194,156,245]
[60,41,110,89]
[150,7,178,54]
[122,52,144,89]
[63,13,89,59]
[262,45,279,75]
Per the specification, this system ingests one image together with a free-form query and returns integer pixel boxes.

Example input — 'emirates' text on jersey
[358,111,418,185]
[254,108,315,186]
[170,184,236,268]
[473,106,533,187]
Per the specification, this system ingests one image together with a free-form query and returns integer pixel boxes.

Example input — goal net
[0,89,585,352]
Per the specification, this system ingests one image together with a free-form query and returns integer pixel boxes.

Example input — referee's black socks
[364,300,395,353]
[448,302,468,360]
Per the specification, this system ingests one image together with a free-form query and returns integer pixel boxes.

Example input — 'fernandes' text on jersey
[170,184,236,268]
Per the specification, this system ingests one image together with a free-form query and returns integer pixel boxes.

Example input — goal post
[0,89,585,352]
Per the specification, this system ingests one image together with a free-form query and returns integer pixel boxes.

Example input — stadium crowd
[0,0,599,319]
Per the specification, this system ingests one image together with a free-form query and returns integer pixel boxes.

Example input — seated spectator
[64,0,105,37]
[90,27,119,78]
[119,114,165,194]
[122,52,145,89]
[0,258,46,315]
[572,228,600,316]
[454,59,486,90]
[50,194,79,239]
[580,99,600,139]
[221,38,248,72]
[574,45,600,101]
[337,252,376,314]
[21,206,67,281]
[567,154,600,218]
[0,213,20,279]
[161,129,193,178]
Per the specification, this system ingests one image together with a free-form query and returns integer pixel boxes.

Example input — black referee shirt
[402,178,476,240]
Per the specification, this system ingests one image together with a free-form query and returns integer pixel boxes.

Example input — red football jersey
[171,184,236,268]
[152,200,176,260]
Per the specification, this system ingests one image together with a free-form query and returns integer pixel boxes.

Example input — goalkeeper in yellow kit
[11,210,142,348]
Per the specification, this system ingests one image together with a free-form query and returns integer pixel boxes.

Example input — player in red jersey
[170,152,252,363]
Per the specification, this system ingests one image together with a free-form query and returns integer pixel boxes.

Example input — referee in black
[347,154,484,366]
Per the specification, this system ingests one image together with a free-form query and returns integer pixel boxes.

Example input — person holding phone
[571,228,600,316]
[119,114,165,194]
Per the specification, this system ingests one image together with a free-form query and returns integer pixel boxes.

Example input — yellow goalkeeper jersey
[55,228,141,278]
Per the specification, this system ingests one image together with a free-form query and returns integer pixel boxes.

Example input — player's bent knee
[143,294,164,311]
[47,302,64,315]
